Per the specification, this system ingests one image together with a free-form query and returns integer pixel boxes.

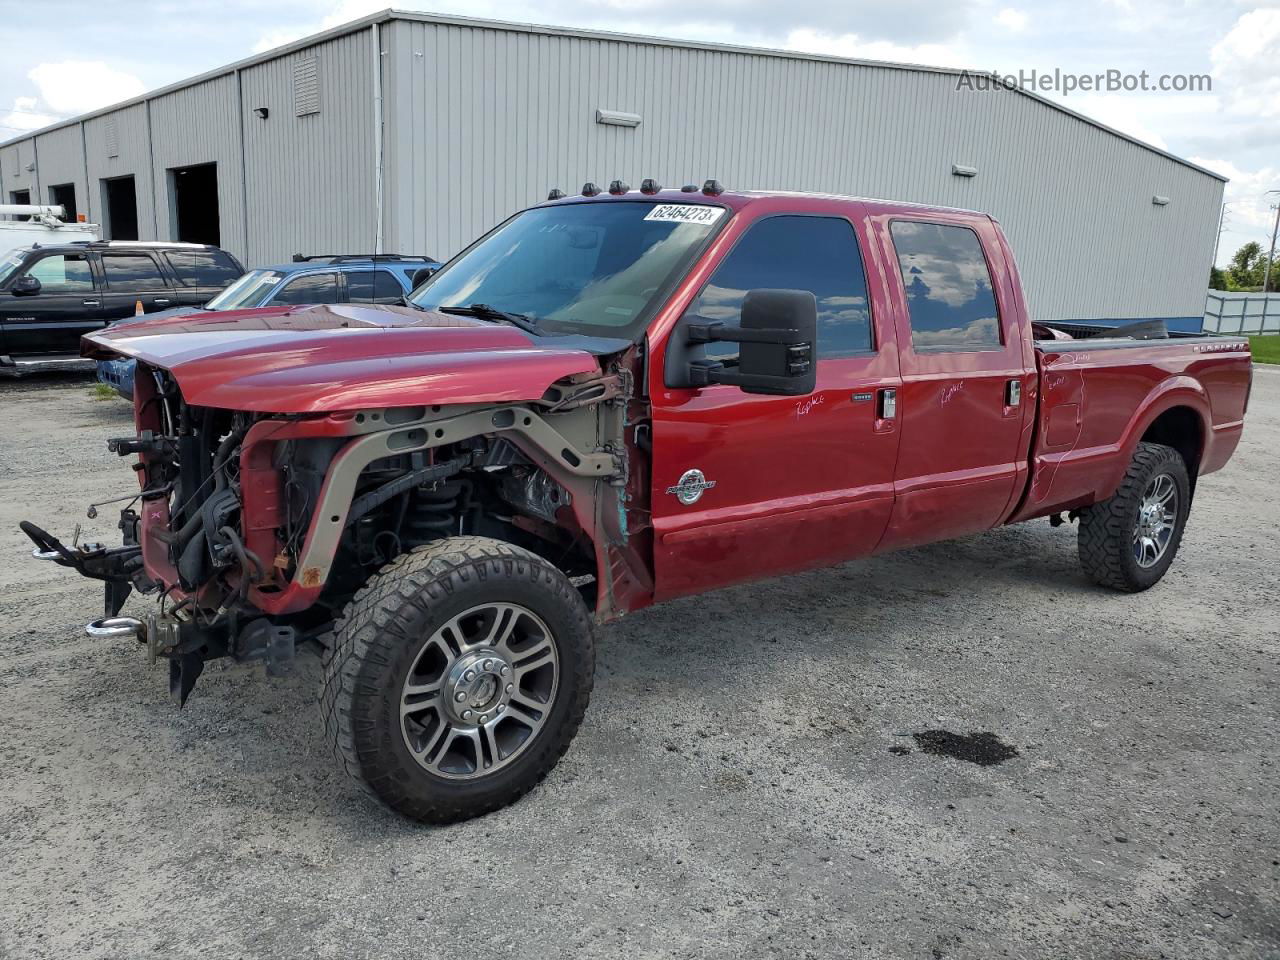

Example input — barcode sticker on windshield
[643,204,726,225]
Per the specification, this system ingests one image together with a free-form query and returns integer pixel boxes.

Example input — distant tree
[1209,265,1227,290]
[1227,241,1266,290]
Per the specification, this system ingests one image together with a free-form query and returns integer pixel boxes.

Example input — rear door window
[271,272,339,305]
[101,253,166,292]
[686,214,873,358]
[346,269,405,304]
[25,253,94,292]
[163,249,242,288]
[889,221,1002,351]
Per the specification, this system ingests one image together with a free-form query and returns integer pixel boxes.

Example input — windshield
[0,249,29,287]
[410,200,728,338]
[205,269,285,309]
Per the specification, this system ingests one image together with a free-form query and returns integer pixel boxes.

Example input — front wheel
[1077,441,1191,592]
[320,536,595,823]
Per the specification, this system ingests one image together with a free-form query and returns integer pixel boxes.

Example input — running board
[0,355,95,377]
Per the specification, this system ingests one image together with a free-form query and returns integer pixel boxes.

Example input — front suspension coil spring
[402,481,462,544]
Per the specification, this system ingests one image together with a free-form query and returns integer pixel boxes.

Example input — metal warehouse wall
[381,17,1224,323]
[238,30,378,264]
[2,12,1224,323]
[148,75,246,258]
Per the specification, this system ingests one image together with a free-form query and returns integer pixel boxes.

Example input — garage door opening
[101,176,139,240]
[7,189,31,219]
[48,183,78,222]
[169,162,220,246]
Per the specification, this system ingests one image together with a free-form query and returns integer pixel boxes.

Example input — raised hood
[82,303,603,413]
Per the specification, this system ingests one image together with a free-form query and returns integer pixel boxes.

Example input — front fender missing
[244,402,625,615]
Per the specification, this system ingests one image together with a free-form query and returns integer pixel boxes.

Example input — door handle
[1006,379,1021,406]
[879,388,897,419]
[153,298,170,305]
[82,299,100,307]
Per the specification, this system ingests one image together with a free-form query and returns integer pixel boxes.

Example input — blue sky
[2,0,1276,265]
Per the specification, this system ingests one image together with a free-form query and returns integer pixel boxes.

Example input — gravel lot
[1,371,1277,960]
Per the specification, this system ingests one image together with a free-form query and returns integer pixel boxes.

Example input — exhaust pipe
[86,616,144,640]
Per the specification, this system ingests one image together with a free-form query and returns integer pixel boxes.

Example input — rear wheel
[320,536,594,823]
[1077,441,1190,592]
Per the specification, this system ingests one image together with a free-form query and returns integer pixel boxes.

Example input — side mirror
[666,289,817,396]
[11,275,40,296]
[410,266,437,288]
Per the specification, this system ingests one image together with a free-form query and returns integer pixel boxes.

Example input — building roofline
[1,7,1228,183]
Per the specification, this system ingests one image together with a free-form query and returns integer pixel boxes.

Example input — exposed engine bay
[22,361,644,703]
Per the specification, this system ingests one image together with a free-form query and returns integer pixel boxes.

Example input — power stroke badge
[666,469,717,505]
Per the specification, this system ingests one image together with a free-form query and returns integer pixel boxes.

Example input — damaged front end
[22,366,304,703]
[23,350,655,706]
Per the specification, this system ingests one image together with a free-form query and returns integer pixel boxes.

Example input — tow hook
[86,616,145,639]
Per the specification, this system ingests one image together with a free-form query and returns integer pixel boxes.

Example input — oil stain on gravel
[907,730,1020,766]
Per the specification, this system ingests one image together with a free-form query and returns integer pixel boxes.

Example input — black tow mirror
[669,289,817,396]
[11,275,40,296]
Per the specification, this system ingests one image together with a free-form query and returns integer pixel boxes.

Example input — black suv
[0,241,243,369]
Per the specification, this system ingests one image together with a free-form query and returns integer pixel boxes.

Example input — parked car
[96,254,440,398]
[27,183,1251,825]
[0,240,242,376]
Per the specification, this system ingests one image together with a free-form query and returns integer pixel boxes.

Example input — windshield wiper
[438,303,539,335]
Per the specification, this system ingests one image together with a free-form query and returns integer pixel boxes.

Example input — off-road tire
[1078,441,1190,592]
[319,536,594,823]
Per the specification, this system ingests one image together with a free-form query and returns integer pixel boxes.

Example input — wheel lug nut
[496,704,505,713]
[454,691,466,702]
[483,659,493,671]
[463,671,475,682]
[479,714,488,723]
[500,666,510,677]
[462,709,473,720]
[505,683,513,693]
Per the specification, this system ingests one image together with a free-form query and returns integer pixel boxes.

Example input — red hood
[82,303,602,413]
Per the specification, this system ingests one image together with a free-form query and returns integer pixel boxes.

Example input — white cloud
[27,61,146,115]
[0,95,61,135]
[784,27,970,68]
[1210,8,1280,119]
[995,8,1028,32]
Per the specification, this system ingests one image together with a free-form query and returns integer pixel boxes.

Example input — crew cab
[96,253,440,398]
[0,240,242,374]
[24,182,1251,824]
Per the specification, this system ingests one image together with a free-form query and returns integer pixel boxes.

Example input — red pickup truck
[25,181,1251,823]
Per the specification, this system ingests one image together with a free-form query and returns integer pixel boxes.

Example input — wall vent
[293,57,320,117]
[105,118,119,158]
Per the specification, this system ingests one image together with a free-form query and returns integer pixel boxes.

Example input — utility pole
[1213,201,1230,269]
[1264,190,1280,294]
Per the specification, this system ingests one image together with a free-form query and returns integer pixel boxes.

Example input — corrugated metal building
[0,9,1225,329]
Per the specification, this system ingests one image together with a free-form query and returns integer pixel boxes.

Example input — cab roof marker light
[680,184,699,193]
[608,180,630,195]
[547,188,566,201]
[702,179,724,196]
[640,178,661,195]
[581,182,601,197]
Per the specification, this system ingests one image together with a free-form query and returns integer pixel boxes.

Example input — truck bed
[1010,331,1252,523]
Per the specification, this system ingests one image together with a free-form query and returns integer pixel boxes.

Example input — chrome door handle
[153,298,170,305]
[82,299,99,306]
[880,388,897,419]
[1006,379,1021,406]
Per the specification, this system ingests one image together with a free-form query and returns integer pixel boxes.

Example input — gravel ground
[1,372,1276,960]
